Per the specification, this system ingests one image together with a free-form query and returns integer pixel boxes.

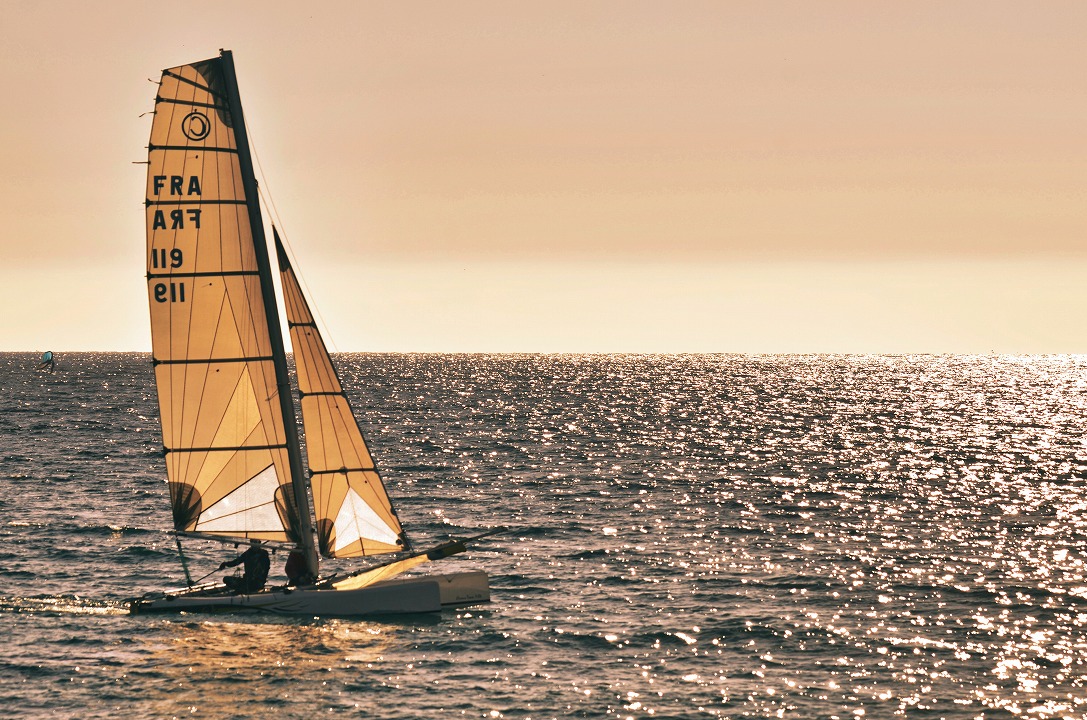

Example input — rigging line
[247,133,342,356]
[259,188,342,357]
[242,156,311,370]
[226,108,299,515]
[283,254,404,538]
[176,535,195,586]
[229,247,284,460]
[244,107,407,548]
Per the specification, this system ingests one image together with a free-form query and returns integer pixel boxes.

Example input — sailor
[37,351,56,373]
[284,549,316,587]
[219,541,270,594]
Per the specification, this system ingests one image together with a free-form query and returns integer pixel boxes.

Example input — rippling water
[3,352,1087,718]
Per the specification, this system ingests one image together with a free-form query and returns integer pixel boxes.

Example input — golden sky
[0,1,1083,351]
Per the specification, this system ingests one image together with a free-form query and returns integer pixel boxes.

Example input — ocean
[2,352,1086,719]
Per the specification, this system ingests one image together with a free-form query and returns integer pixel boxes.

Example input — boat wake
[0,594,128,616]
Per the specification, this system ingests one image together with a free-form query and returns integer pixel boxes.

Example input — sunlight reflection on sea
[2,353,1087,717]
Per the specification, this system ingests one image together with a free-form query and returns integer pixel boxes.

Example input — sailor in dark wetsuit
[219,543,270,594]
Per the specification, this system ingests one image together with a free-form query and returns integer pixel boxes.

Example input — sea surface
[3,352,1087,719]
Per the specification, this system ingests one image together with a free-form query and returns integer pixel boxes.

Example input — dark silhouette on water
[284,549,316,586]
[218,543,270,594]
[37,351,56,373]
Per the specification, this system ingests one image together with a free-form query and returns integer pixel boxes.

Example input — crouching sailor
[284,549,316,586]
[219,541,270,594]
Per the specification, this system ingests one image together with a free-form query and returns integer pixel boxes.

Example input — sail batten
[161,68,226,96]
[146,199,249,206]
[166,444,289,453]
[147,144,239,153]
[156,97,229,111]
[309,467,377,474]
[154,355,275,365]
[148,271,262,281]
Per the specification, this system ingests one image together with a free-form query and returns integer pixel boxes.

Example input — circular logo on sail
[181,111,211,141]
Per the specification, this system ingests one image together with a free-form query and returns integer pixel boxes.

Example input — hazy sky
[1,1,1084,352]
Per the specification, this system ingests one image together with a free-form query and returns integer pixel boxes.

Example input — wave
[0,594,127,616]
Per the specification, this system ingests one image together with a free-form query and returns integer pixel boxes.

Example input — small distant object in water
[37,351,56,373]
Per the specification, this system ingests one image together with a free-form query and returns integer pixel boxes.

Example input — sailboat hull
[128,571,489,617]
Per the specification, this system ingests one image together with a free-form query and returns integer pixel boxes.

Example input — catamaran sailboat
[129,50,503,616]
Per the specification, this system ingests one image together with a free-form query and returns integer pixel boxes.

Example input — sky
[0,1,1084,352]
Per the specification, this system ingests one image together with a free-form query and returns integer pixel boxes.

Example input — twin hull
[129,571,489,617]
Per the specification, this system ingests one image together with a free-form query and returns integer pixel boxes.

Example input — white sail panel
[301,395,367,473]
[196,464,285,534]
[146,57,300,544]
[274,230,405,557]
[331,488,402,553]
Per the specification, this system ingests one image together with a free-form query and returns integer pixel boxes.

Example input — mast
[218,50,319,578]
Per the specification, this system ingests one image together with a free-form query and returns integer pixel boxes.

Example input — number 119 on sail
[150,248,183,269]
[153,282,186,303]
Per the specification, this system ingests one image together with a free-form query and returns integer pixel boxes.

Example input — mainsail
[145,55,312,559]
[274,229,406,557]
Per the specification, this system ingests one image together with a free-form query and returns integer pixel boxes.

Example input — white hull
[129,571,489,617]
